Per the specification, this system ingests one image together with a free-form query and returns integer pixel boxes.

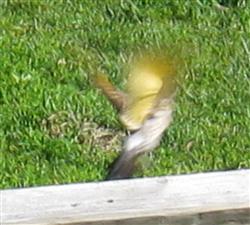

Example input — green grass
[1,0,250,189]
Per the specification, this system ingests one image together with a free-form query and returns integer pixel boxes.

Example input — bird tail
[106,150,140,180]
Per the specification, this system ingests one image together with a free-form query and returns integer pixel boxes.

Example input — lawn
[0,0,249,189]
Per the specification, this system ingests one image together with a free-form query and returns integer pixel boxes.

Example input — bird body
[94,54,177,179]
[121,56,176,131]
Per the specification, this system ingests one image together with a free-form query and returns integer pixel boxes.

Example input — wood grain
[1,169,250,225]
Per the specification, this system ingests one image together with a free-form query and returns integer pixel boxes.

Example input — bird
[94,54,177,180]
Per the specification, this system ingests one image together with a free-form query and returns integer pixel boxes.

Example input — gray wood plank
[1,169,250,225]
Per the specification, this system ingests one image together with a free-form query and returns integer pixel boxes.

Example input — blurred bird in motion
[94,53,178,180]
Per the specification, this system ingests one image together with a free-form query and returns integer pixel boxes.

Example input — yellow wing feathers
[94,55,177,131]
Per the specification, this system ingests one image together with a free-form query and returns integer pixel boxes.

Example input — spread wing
[120,56,177,131]
[93,73,127,112]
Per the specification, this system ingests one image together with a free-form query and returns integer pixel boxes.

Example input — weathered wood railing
[1,169,250,225]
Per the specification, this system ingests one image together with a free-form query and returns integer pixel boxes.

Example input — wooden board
[1,169,250,225]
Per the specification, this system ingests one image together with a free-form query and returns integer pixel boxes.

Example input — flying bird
[94,54,177,180]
